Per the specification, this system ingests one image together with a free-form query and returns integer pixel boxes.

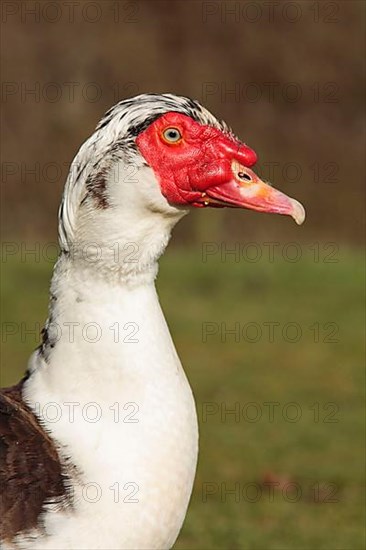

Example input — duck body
[15,196,197,549]
[21,272,198,549]
[1,94,305,549]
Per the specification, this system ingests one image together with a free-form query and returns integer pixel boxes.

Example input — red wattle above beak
[201,161,306,225]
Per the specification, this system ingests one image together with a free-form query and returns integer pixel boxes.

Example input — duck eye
[162,127,182,143]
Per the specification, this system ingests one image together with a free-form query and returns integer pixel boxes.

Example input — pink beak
[202,161,306,225]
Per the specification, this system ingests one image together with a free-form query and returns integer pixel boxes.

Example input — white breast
[22,276,199,550]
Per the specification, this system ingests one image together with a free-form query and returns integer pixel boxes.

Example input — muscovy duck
[0,94,305,549]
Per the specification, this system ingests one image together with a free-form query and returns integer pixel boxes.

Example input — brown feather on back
[0,379,70,543]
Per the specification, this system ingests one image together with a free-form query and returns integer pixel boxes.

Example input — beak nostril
[238,172,252,182]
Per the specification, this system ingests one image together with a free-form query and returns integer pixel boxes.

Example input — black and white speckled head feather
[58,93,229,251]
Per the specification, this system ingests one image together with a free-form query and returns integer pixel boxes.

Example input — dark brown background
[1,0,365,245]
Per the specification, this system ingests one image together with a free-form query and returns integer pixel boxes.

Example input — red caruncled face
[136,112,305,224]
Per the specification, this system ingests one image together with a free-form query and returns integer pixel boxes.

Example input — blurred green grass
[1,244,364,549]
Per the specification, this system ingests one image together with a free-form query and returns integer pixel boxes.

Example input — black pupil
[168,130,178,139]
